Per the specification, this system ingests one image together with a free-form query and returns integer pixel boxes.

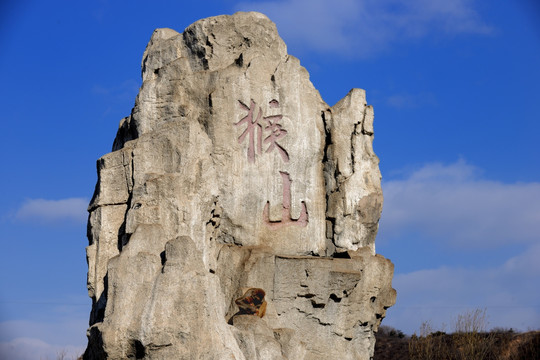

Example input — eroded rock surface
[84,11,395,360]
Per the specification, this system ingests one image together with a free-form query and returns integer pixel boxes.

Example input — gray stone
[84,11,395,360]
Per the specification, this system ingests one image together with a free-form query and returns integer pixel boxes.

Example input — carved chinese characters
[235,99,307,229]
[263,172,308,229]
[235,100,289,163]
[235,100,263,163]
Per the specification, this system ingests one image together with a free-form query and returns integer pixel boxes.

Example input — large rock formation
[84,12,396,360]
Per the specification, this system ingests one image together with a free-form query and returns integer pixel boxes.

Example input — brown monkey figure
[235,288,267,318]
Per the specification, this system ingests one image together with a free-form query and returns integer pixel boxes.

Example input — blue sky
[1,0,539,358]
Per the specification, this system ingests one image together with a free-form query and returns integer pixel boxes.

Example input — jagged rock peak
[84,11,395,360]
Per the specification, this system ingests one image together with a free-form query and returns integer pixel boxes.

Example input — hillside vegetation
[375,310,539,360]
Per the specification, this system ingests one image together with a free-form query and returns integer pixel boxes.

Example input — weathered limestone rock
[84,11,395,360]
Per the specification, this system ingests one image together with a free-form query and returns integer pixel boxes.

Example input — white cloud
[378,160,540,333]
[379,160,540,248]
[384,242,540,334]
[0,337,84,360]
[0,314,87,360]
[235,0,492,57]
[14,198,89,224]
[92,79,140,102]
[386,92,437,109]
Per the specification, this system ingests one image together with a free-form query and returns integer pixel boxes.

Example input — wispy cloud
[14,198,89,224]
[379,160,540,333]
[385,242,540,334]
[379,160,540,248]
[235,0,492,57]
[92,79,140,101]
[386,92,438,109]
[0,311,87,360]
[0,337,84,360]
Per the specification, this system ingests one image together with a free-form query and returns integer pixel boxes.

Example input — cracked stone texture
[84,11,395,360]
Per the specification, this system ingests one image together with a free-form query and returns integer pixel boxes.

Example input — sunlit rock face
[84,11,395,360]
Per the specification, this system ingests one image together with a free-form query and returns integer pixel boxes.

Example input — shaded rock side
[84,11,395,360]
